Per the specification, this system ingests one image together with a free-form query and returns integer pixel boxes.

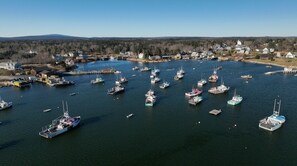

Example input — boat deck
[189,100,199,106]
[259,122,275,130]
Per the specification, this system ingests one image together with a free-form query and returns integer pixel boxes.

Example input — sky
[0,0,297,37]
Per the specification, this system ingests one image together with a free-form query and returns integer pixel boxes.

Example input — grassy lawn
[246,58,297,68]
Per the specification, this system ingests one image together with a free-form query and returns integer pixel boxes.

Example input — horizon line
[1,34,297,38]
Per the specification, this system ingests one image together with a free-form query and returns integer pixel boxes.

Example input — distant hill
[0,34,296,41]
[0,34,87,41]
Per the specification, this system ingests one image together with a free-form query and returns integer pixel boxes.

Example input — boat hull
[227,100,242,105]
[0,102,13,111]
[39,116,81,138]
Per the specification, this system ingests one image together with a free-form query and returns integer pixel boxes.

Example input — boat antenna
[62,101,65,112]
[273,99,277,115]
[278,100,281,115]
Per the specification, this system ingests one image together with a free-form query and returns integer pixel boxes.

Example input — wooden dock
[265,69,297,75]
[63,69,116,76]
[209,109,222,116]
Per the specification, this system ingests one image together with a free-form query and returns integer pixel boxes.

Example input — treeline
[0,37,297,63]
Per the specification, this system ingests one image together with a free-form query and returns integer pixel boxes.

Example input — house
[262,48,269,54]
[138,53,144,59]
[285,52,295,58]
[191,52,199,59]
[174,53,181,60]
[0,62,21,70]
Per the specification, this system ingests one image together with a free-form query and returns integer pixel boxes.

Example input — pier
[63,69,116,76]
[264,69,297,75]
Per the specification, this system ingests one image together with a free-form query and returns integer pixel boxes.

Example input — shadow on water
[0,119,13,126]
[0,139,23,151]
[81,113,113,127]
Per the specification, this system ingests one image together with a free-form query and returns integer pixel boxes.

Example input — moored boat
[140,67,151,72]
[227,89,243,105]
[39,101,81,139]
[151,77,161,84]
[241,75,252,79]
[145,94,156,107]
[259,99,286,131]
[174,72,184,80]
[197,79,207,87]
[159,81,170,89]
[0,97,13,111]
[107,85,125,95]
[91,77,104,84]
[115,76,128,85]
[208,79,230,94]
[188,96,203,106]
[208,69,218,83]
[185,88,202,97]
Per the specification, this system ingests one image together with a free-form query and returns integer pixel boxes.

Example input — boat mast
[62,101,65,112]
[277,100,281,115]
[273,99,277,115]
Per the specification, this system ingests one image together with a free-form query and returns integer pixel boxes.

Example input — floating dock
[209,109,222,116]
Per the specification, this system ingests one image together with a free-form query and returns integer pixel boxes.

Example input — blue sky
[0,0,297,37]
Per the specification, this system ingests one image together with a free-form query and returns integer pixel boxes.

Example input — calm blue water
[1,60,297,166]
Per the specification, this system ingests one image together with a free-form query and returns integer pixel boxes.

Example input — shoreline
[127,58,169,63]
[242,59,297,69]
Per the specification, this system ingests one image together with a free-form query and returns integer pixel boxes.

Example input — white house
[285,52,296,58]
[0,62,21,70]
[138,53,144,59]
[191,52,199,58]
[262,48,269,54]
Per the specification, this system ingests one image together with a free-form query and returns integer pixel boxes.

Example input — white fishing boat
[259,99,286,131]
[151,77,161,84]
[132,66,139,70]
[115,76,128,85]
[185,88,202,97]
[145,94,156,107]
[91,77,104,84]
[159,81,170,89]
[197,79,207,87]
[0,97,12,111]
[227,89,243,105]
[39,101,81,139]
[107,85,125,95]
[208,79,230,94]
[208,69,219,83]
[188,96,203,106]
[140,67,151,72]
[174,72,184,80]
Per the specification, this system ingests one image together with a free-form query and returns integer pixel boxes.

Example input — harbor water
[1,60,297,165]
